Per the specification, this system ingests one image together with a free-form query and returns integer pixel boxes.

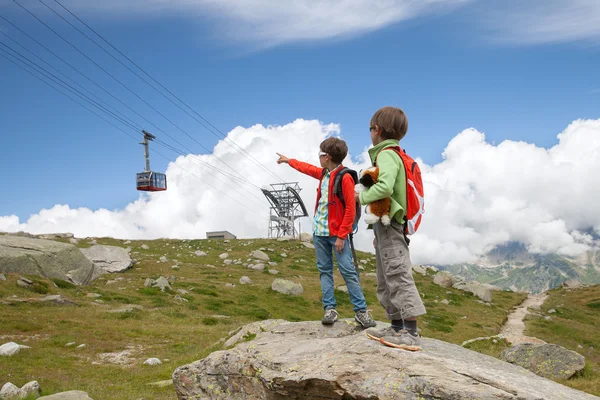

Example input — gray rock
[268,262,277,267]
[250,250,270,261]
[412,265,427,275]
[0,236,96,285]
[336,285,348,293]
[173,319,596,400]
[219,253,229,260]
[453,281,493,302]
[69,238,79,245]
[440,299,450,305]
[152,277,171,292]
[250,263,265,272]
[563,279,581,288]
[194,250,207,256]
[40,295,79,306]
[501,343,585,380]
[433,271,454,288]
[268,269,279,275]
[38,391,94,400]
[143,357,162,365]
[21,381,41,397]
[0,273,5,281]
[0,382,26,399]
[223,259,233,265]
[239,276,252,285]
[85,293,102,298]
[365,272,377,278]
[271,279,303,295]
[225,283,236,288]
[81,245,133,274]
[0,342,21,356]
[548,309,556,314]
[301,242,315,249]
[141,244,150,250]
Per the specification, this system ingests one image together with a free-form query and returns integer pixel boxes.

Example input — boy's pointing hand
[276,153,290,164]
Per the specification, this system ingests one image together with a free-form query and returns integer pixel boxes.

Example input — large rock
[500,343,586,380]
[80,245,132,274]
[433,271,454,288]
[0,382,26,399]
[173,320,597,400]
[38,391,94,400]
[452,280,493,302]
[271,278,303,295]
[250,250,270,261]
[0,236,96,285]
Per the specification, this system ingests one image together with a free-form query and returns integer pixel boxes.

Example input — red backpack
[379,146,425,235]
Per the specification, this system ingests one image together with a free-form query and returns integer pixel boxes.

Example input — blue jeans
[313,234,368,312]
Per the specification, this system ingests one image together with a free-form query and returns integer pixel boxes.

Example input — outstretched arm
[276,153,323,180]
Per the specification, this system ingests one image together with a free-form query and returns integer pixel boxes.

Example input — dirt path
[499,293,548,345]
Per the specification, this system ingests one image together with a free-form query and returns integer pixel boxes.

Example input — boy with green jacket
[357,106,427,351]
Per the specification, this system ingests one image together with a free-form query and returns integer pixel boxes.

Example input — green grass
[0,236,584,399]
[523,285,600,396]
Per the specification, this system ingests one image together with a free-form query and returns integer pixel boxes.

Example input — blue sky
[0,1,599,261]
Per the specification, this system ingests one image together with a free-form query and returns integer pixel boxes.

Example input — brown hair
[320,137,348,164]
[370,106,408,140]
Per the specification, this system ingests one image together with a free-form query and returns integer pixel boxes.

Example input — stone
[38,391,94,399]
[219,253,229,260]
[268,269,279,275]
[0,273,5,281]
[152,277,172,292]
[412,265,427,275]
[301,242,315,249]
[159,256,168,263]
[271,279,303,295]
[141,244,150,250]
[173,319,597,400]
[562,279,581,288]
[501,343,586,380]
[280,253,288,258]
[0,342,21,356]
[223,259,233,265]
[548,309,556,314]
[268,262,277,266]
[335,285,348,293]
[250,250,270,261]
[0,236,96,285]
[69,238,79,245]
[65,342,76,347]
[39,295,79,306]
[86,293,102,298]
[365,272,377,278]
[440,299,450,305]
[0,382,26,399]
[250,263,265,272]
[21,381,41,397]
[194,250,207,256]
[144,358,162,365]
[452,281,493,302]
[239,276,252,285]
[433,271,454,288]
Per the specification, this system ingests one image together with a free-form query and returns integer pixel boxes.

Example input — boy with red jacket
[277,137,376,328]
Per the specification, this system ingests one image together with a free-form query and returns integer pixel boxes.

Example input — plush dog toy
[355,167,392,225]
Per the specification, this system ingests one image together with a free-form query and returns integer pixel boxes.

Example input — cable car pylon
[136,130,167,192]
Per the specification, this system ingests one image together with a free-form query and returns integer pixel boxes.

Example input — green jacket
[359,139,407,224]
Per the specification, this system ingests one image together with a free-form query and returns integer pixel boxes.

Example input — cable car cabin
[136,171,167,191]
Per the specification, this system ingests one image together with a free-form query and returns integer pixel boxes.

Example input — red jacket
[288,159,356,240]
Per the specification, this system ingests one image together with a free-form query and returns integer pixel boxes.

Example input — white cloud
[474,0,600,45]
[1,118,600,266]
[41,0,469,46]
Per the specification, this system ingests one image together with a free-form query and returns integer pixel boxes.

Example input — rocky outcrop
[0,236,96,285]
[501,343,586,380]
[173,319,597,400]
[80,245,132,274]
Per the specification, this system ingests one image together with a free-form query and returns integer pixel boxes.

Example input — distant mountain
[436,242,600,294]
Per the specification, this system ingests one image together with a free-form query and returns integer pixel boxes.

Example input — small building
[206,231,237,240]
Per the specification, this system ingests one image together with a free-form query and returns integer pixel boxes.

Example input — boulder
[0,382,26,399]
[300,233,312,242]
[0,236,96,285]
[433,271,454,288]
[453,281,493,302]
[500,343,586,380]
[173,319,597,400]
[271,279,303,295]
[250,250,270,261]
[0,342,22,356]
[80,245,132,274]
[412,265,427,275]
[38,391,94,400]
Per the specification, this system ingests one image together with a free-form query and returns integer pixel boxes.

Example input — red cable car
[136,130,167,192]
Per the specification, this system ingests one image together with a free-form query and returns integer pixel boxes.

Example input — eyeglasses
[318,151,328,158]
[369,126,376,132]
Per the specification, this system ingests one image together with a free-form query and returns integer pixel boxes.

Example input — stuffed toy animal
[355,167,392,225]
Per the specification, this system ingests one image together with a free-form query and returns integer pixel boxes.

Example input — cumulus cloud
[1,118,600,266]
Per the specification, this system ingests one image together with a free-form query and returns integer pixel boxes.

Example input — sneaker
[380,329,422,351]
[321,309,339,325]
[365,325,397,341]
[354,310,376,329]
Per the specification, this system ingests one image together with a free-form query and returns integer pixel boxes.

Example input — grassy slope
[0,236,536,399]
